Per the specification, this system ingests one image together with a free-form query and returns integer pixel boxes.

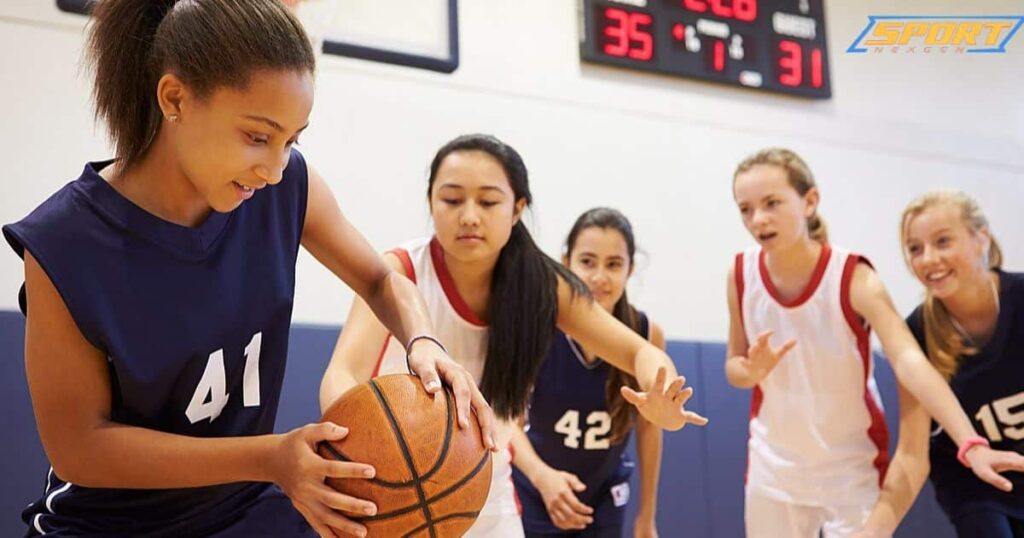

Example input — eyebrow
[438,183,506,193]
[576,251,625,261]
[243,114,309,134]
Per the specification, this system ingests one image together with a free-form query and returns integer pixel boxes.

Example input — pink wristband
[957,436,990,467]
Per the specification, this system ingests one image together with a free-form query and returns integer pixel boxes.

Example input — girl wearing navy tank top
[510,208,665,538]
[2,1,494,536]
[320,135,708,537]
[858,191,1024,538]
[726,149,1022,537]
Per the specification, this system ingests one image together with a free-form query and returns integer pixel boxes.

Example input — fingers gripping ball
[318,374,493,537]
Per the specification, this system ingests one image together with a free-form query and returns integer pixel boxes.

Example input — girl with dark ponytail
[3,1,492,536]
[322,135,707,537]
[510,207,666,538]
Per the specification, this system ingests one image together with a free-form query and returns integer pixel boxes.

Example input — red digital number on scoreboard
[602,8,654,61]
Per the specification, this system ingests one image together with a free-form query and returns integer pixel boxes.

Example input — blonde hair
[900,189,1003,380]
[734,148,828,243]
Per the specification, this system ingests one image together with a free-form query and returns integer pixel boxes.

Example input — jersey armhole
[3,226,108,354]
[840,255,873,342]
[387,248,416,284]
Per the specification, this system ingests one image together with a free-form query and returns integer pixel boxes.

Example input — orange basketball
[318,374,493,537]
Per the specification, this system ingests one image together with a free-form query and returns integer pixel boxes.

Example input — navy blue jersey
[907,270,1024,521]
[513,313,649,534]
[4,150,314,537]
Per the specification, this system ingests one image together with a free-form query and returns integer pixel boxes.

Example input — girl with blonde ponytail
[858,190,1024,537]
[725,150,1019,537]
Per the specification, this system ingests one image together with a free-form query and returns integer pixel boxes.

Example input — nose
[589,267,609,286]
[751,208,769,227]
[254,149,289,185]
[920,244,939,266]
[459,201,481,228]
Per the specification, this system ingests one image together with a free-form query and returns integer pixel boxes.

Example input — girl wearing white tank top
[321,134,708,538]
[725,149,1018,538]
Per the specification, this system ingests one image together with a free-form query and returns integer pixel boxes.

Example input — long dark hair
[87,0,315,168]
[564,207,642,445]
[427,134,589,419]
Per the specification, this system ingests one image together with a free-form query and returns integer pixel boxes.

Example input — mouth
[925,269,953,284]
[757,231,778,242]
[233,181,265,201]
[456,234,484,242]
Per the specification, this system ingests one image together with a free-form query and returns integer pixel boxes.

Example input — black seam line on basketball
[369,379,437,538]
[355,449,491,522]
[318,441,421,489]
[401,512,481,538]
[318,383,453,489]
[417,384,454,483]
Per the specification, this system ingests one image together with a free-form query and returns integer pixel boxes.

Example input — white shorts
[745,488,872,538]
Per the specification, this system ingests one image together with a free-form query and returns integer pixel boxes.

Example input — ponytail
[87,0,315,167]
[427,135,589,419]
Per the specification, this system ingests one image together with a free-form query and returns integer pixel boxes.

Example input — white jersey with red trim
[735,244,889,507]
[373,236,522,529]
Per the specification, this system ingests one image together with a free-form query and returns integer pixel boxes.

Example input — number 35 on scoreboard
[579,0,832,99]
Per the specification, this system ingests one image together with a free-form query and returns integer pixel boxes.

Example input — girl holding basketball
[509,207,665,538]
[726,149,1022,537]
[321,134,708,537]
[3,1,492,537]
[855,191,1024,538]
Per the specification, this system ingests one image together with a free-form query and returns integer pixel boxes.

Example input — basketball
[318,374,493,537]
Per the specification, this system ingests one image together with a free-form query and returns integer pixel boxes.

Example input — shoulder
[845,252,883,297]
[999,271,1024,298]
[382,237,435,281]
[4,163,113,268]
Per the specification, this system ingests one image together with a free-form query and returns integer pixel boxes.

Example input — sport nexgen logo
[847,16,1024,54]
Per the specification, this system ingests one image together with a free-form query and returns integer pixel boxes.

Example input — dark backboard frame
[55,0,460,74]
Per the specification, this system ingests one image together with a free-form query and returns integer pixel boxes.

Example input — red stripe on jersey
[840,254,890,484]
[759,243,832,308]
[738,251,764,484]
[430,236,486,327]
[371,337,390,379]
[389,247,417,284]
[735,252,746,331]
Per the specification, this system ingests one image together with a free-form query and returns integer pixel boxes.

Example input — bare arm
[509,420,594,530]
[301,166,435,352]
[859,383,932,536]
[319,253,401,413]
[23,252,375,536]
[555,277,707,431]
[851,261,1024,491]
[851,263,977,447]
[634,322,665,536]
[555,279,670,393]
[304,167,495,447]
[724,263,756,388]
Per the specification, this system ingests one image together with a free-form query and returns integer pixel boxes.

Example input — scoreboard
[579,0,832,98]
